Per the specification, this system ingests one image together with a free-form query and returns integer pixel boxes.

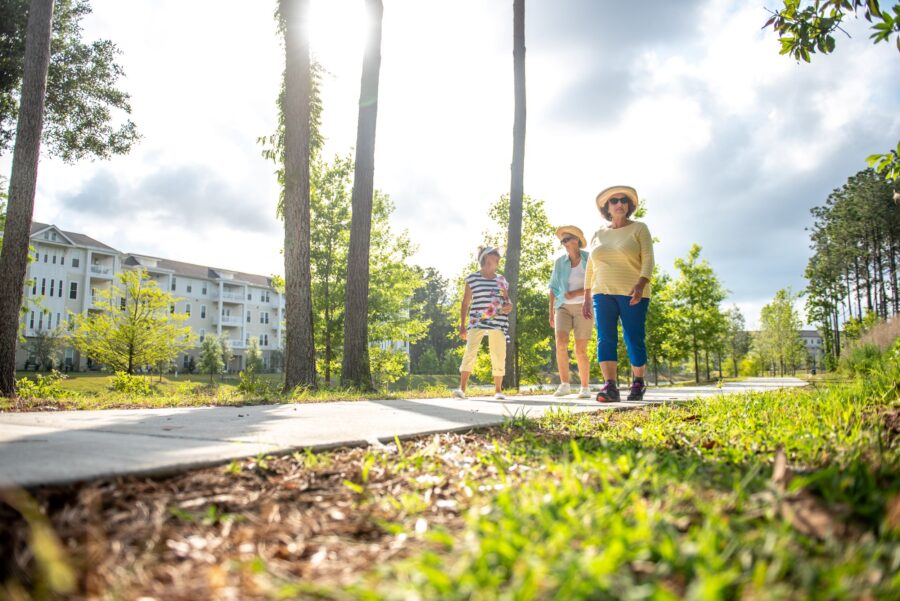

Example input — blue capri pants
[592,294,650,367]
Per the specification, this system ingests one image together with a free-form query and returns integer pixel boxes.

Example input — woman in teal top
[547,226,593,398]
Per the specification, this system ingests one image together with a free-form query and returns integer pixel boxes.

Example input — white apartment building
[16,222,284,373]
[799,329,825,364]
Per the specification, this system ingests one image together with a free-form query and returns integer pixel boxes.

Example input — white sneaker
[553,383,572,397]
[577,386,592,399]
[494,392,506,400]
[452,388,466,399]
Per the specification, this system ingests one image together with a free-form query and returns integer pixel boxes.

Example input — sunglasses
[608,196,631,206]
[560,236,576,244]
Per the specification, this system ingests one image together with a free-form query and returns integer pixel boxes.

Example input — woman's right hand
[582,298,593,320]
[459,325,468,341]
[549,312,555,330]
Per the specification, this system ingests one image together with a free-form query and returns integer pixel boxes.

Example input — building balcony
[213,315,243,326]
[214,291,245,302]
[89,265,114,278]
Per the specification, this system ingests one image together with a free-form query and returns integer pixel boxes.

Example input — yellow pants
[459,328,507,376]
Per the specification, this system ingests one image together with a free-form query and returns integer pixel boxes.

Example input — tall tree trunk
[503,0,526,390]
[282,0,317,392]
[887,227,898,315]
[0,0,55,398]
[341,0,383,391]
[853,256,862,319]
[865,228,874,313]
[692,333,700,384]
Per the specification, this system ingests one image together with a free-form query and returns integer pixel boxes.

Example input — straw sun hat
[595,185,639,213]
[555,225,587,248]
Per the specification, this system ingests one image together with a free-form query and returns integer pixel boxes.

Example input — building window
[69,282,77,300]
[201,305,206,319]
[61,255,65,266]
[50,279,54,297]
[52,255,57,264]
[202,284,207,295]
[43,254,48,263]
[199,329,205,343]
[260,312,264,324]
[34,250,39,261]
[31,280,36,295]
[38,313,43,330]
[29,312,34,329]
[41,278,46,295]
[72,257,79,268]
[185,303,191,316]
[171,277,177,291]
[56,313,61,328]
[120,297,126,311]
[183,355,190,369]
[246,312,251,323]
[247,292,252,301]
[187,284,192,293]
[170,304,175,314]
[67,315,74,330]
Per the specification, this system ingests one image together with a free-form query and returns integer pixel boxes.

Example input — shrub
[15,370,68,400]
[109,371,153,396]
[237,370,280,400]
[841,344,883,375]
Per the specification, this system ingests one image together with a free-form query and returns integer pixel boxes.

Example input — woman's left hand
[628,283,645,305]
[500,302,513,315]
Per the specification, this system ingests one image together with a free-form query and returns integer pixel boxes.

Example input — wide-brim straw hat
[595,185,639,212]
[555,225,587,248]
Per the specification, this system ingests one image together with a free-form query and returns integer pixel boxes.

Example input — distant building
[799,329,825,365]
[15,222,284,373]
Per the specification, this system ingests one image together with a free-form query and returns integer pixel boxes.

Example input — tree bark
[281,0,317,392]
[341,0,383,391]
[503,0,526,390]
[0,0,55,398]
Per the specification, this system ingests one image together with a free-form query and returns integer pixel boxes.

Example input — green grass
[273,353,900,600]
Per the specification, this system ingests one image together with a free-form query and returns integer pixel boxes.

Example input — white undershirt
[565,259,585,304]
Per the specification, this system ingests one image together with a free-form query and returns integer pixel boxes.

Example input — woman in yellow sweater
[581,185,654,402]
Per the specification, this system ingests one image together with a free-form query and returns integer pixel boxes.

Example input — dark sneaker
[627,379,647,401]
[596,380,620,403]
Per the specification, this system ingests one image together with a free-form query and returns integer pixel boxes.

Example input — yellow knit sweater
[584,221,655,298]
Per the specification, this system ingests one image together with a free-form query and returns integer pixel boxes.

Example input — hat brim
[596,186,639,212]
[555,226,587,248]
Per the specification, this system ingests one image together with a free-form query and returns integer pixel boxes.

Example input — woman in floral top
[452,246,513,400]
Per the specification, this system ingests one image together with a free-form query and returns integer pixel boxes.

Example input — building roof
[29,222,275,289]
[31,222,121,253]
[123,254,274,288]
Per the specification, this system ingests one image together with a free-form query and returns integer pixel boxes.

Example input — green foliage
[756,288,806,375]
[15,370,67,399]
[369,346,409,390]
[0,0,138,160]
[739,353,764,376]
[199,334,224,383]
[669,244,729,382]
[804,169,898,365]
[109,371,152,396]
[24,325,67,370]
[410,267,457,374]
[70,270,194,374]
[763,0,900,62]
[841,343,884,374]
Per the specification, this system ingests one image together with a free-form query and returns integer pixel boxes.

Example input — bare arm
[459,284,472,340]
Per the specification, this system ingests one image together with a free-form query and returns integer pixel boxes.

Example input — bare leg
[574,339,590,387]
[633,365,645,379]
[555,332,570,384]
[459,371,470,392]
[600,360,617,382]
[493,376,503,393]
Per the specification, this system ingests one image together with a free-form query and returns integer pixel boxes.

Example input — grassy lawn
[1,350,897,599]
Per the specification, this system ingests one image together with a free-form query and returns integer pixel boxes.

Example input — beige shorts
[555,304,593,340]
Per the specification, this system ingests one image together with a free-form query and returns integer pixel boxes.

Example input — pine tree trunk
[341,0,383,391]
[0,0,55,398]
[692,333,700,384]
[503,0,526,390]
[887,227,898,315]
[282,0,317,392]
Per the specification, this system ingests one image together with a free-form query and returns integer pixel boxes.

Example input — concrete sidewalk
[0,377,806,487]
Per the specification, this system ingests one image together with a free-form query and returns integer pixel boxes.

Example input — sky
[3,0,899,329]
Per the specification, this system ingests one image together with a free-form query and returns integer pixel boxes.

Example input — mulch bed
[0,428,519,600]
